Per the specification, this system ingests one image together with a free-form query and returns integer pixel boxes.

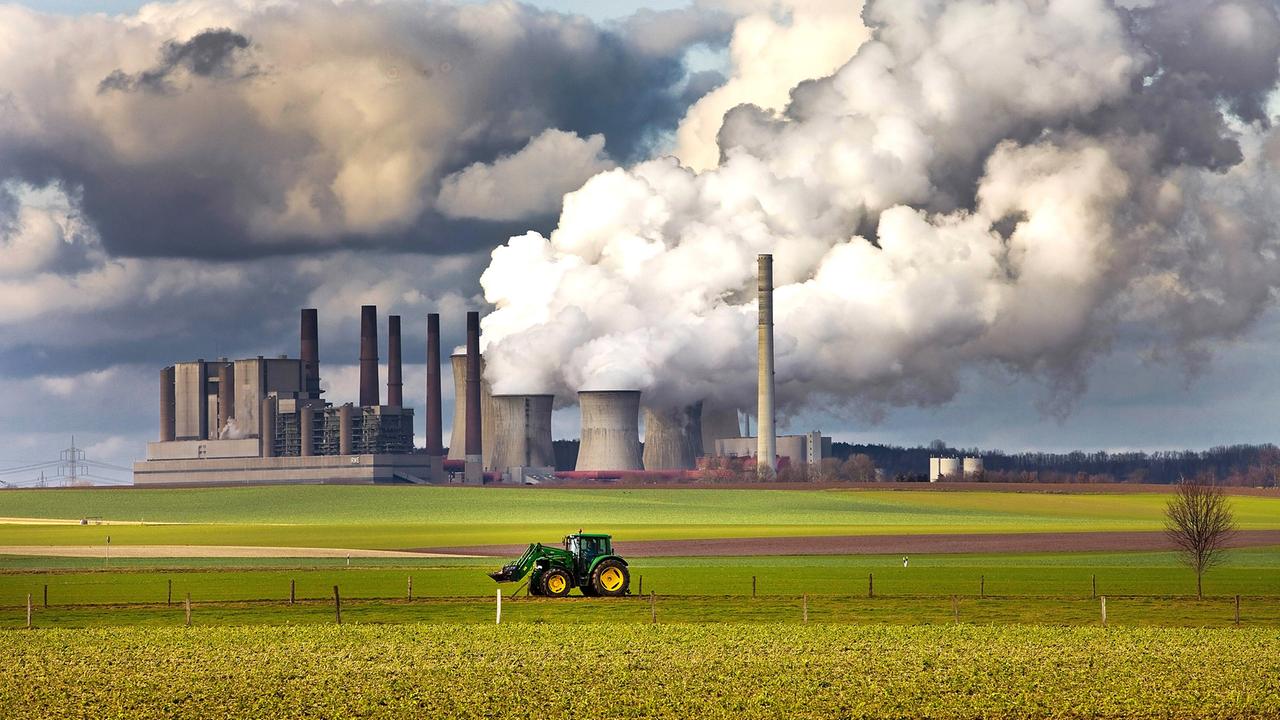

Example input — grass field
[3,486,1279,548]
[5,624,1278,718]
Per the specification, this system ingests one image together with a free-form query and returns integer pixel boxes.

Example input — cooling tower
[576,390,643,471]
[447,352,496,466]
[425,313,444,482]
[491,394,555,471]
[642,403,702,470]
[463,311,483,484]
[387,314,403,407]
[700,404,741,451]
[300,308,320,399]
[757,254,776,472]
[159,366,175,442]
[359,305,379,407]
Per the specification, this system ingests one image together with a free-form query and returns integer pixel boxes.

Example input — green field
[5,624,1278,718]
[3,486,1279,548]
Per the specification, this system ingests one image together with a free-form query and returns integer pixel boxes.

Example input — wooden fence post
[43,584,48,609]
[167,579,172,607]
[496,589,502,625]
[638,575,643,596]
[980,575,985,599]
[650,591,656,624]
[290,580,295,605]
[752,576,757,598]
[952,594,959,623]
[1100,595,1107,628]
[1235,595,1241,626]
[803,594,808,623]
[26,593,31,630]
[1091,574,1096,599]
[408,576,413,601]
[185,594,191,627]
[868,573,874,599]
[333,585,342,625]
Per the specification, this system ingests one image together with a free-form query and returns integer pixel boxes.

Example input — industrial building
[134,253,833,485]
[928,456,984,481]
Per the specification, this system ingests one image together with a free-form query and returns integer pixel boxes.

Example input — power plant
[134,254,829,486]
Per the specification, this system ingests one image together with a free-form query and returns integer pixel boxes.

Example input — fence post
[185,594,191,627]
[752,576,757,598]
[26,593,31,630]
[1235,595,1240,626]
[638,575,643,596]
[333,585,342,625]
[43,584,48,609]
[167,579,172,607]
[496,589,502,625]
[1091,574,1096,599]
[650,591,656,624]
[1100,595,1107,628]
[952,594,959,623]
[290,579,295,605]
[408,576,413,601]
[868,573,874,599]
[980,575,985,599]
[803,594,808,623]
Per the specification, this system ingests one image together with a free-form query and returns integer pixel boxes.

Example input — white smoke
[480,0,1280,420]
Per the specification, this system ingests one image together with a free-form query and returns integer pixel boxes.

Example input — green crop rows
[4,624,1278,719]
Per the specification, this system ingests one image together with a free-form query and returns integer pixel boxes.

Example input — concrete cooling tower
[491,394,555,470]
[576,390,642,471]
[700,404,741,450]
[642,403,702,470]
[447,352,496,467]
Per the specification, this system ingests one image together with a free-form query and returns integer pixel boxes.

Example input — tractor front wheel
[541,568,572,598]
[590,559,630,597]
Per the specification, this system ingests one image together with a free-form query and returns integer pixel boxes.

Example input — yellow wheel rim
[600,567,624,592]
[547,574,567,594]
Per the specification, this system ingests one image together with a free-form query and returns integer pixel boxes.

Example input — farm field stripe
[0,545,481,558]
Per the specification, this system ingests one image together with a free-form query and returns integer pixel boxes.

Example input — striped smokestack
[359,305,379,407]
[464,311,483,484]
[426,314,444,482]
[387,314,403,407]
[757,254,776,473]
[300,308,320,399]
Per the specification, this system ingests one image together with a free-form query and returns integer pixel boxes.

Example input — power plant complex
[133,255,831,486]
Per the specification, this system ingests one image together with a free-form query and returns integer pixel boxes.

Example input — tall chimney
[300,308,320,399]
[387,314,403,407]
[425,314,444,482]
[159,366,175,442]
[757,254,776,473]
[359,305,379,407]
[464,311,483,484]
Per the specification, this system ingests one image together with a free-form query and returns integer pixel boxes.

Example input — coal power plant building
[134,306,433,486]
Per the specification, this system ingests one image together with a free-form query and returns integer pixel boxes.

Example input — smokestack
[359,305,379,407]
[426,313,443,481]
[491,394,555,474]
[387,314,403,407]
[159,366,175,442]
[757,254,776,473]
[464,311,483,484]
[260,396,277,458]
[301,308,320,399]
[576,390,643,471]
[642,403,702,470]
[448,352,497,465]
[216,363,234,438]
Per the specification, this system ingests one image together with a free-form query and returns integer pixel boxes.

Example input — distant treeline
[832,442,1280,486]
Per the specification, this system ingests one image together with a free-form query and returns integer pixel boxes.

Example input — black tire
[527,575,543,596]
[580,584,598,597]
[540,568,573,598]
[590,559,630,597]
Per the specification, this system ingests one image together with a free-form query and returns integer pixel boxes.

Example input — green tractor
[488,532,630,597]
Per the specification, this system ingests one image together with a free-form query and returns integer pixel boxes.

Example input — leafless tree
[1164,475,1236,599]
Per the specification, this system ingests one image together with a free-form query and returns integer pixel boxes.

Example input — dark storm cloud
[98,28,256,94]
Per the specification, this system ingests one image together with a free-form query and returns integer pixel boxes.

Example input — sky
[3,0,1280,485]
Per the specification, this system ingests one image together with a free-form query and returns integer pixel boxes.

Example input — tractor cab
[565,532,612,575]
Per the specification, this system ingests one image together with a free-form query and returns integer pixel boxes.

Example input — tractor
[488,532,630,597]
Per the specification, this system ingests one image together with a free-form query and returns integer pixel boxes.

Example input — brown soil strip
[428,529,1280,558]
[0,545,478,559]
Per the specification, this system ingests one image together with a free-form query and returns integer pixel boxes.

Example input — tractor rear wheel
[590,559,630,597]
[541,568,572,598]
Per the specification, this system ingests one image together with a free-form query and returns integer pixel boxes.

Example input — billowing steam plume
[481,0,1280,420]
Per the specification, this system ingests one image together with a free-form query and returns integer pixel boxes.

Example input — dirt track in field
[0,545,478,559]
[425,530,1280,558]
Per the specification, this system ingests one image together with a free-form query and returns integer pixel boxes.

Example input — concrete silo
[963,457,984,477]
[937,457,961,479]
[576,390,642,471]
[491,394,555,473]
[447,352,496,468]
[642,403,702,470]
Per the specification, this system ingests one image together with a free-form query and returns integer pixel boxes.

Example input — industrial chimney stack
[387,314,403,407]
[463,311,483,484]
[425,313,444,482]
[757,254,776,473]
[300,308,320,399]
[359,305,379,407]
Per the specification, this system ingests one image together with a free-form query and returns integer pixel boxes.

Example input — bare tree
[1164,475,1236,599]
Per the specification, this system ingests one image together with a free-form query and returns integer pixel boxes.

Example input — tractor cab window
[580,537,605,557]
[565,536,579,554]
